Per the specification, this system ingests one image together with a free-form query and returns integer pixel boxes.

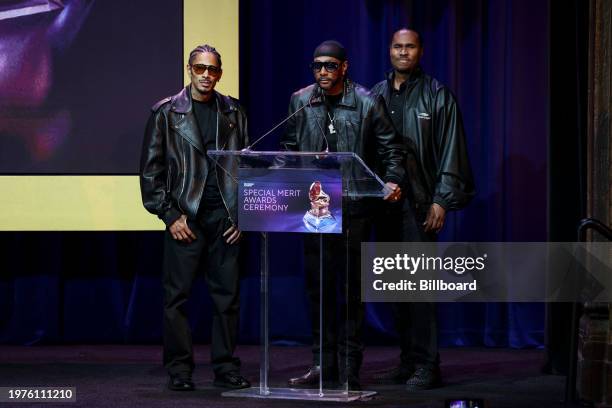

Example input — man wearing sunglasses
[370,28,475,390]
[140,44,250,391]
[281,40,405,391]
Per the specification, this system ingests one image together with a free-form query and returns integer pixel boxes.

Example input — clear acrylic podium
[208,150,391,402]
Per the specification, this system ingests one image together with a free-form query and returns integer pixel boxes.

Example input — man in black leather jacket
[140,44,250,391]
[280,40,404,390]
[370,29,475,390]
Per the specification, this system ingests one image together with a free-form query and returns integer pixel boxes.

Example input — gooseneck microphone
[244,84,330,152]
[308,85,330,153]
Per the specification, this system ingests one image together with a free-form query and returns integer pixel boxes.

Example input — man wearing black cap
[370,28,475,390]
[280,40,405,390]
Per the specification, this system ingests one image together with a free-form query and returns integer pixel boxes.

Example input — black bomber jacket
[280,79,406,187]
[371,68,475,211]
[140,86,248,226]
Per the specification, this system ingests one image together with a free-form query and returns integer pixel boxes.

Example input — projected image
[0,0,84,166]
[0,1,65,20]
[0,0,181,174]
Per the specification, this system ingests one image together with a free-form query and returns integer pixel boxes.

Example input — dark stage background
[238,0,549,348]
[1,0,573,351]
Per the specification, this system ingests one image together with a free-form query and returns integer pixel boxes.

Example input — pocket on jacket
[166,166,173,193]
[343,119,360,151]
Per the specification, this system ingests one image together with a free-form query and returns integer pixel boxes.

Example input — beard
[392,58,418,74]
[317,76,342,91]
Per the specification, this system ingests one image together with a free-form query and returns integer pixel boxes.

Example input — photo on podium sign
[238,167,342,234]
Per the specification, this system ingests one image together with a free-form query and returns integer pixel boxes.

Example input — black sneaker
[168,374,195,391]
[405,365,441,390]
[213,371,251,389]
[372,365,414,384]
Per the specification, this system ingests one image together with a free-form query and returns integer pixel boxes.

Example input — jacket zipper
[166,165,172,194]
[177,139,186,214]
[215,108,234,225]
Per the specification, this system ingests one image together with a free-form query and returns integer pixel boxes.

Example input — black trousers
[303,214,371,380]
[162,207,241,377]
[375,199,440,370]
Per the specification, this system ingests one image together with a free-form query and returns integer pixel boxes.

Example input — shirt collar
[386,66,423,90]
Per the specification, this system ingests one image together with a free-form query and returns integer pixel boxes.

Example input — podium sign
[238,168,342,234]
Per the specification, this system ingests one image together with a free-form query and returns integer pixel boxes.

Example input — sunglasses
[190,64,221,75]
[310,61,340,72]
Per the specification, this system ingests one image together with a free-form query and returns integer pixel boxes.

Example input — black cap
[313,40,346,61]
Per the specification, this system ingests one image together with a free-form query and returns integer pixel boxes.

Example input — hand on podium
[383,182,401,202]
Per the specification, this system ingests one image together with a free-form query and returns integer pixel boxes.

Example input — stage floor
[0,345,564,407]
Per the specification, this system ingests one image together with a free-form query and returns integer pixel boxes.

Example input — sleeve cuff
[432,197,449,211]
[160,207,182,227]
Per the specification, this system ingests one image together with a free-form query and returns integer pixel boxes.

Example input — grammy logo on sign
[303,181,337,232]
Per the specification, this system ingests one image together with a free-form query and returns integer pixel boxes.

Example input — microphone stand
[243,88,329,153]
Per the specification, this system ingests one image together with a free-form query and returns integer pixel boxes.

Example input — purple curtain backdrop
[239,0,548,348]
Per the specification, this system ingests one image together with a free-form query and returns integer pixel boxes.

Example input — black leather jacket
[140,86,248,226]
[371,69,475,210]
[280,79,405,186]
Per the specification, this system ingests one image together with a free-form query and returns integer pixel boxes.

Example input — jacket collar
[385,66,423,88]
[308,79,357,109]
[171,85,236,115]
[169,86,238,154]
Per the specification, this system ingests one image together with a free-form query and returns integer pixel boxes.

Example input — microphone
[308,84,329,153]
[245,84,329,152]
